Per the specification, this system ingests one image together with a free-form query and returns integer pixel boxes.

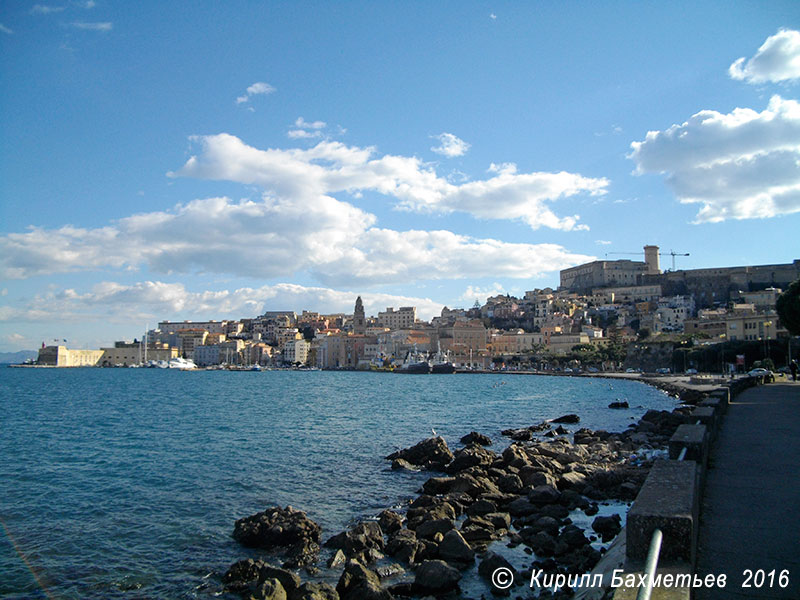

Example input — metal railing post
[636,528,663,600]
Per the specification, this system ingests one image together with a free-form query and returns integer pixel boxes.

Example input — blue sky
[1,1,799,351]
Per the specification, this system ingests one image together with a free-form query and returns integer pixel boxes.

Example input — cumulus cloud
[169,133,606,231]
[629,95,800,222]
[70,21,112,31]
[0,281,446,323]
[431,132,471,157]
[236,81,275,104]
[459,283,505,303]
[0,195,593,285]
[0,23,12,34]
[729,29,800,84]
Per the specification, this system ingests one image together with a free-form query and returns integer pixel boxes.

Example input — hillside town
[35,246,800,374]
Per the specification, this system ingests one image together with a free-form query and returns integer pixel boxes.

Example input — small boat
[168,357,197,370]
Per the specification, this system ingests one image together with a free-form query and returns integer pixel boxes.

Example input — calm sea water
[0,368,674,599]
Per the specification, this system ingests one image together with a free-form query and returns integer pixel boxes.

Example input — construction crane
[604,250,690,271]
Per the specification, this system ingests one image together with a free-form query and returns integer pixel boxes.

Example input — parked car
[686,368,698,375]
[655,367,671,374]
[748,367,774,380]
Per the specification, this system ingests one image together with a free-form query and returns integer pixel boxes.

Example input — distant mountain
[0,350,38,364]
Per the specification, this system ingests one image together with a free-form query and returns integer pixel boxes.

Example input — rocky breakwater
[221,407,690,599]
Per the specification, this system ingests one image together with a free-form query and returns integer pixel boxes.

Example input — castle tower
[644,245,660,274]
[353,296,366,335]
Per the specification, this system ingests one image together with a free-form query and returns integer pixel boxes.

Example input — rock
[254,578,287,600]
[233,506,321,567]
[557,471,587,492]
[327,549,346,568]
[497,473,524,494]
[478,551,515,580]
[551,414,580,424]
[421,476,455,495]
[465,499,497,517]
[559,524,589,549]
[378,510,403,535]
[223,559,301,598]
[324,522,384,563]
[608,401,629,409]
[437,529,475,566]
[385,529,420,565]
[460,431,493,446]
[528,484,561,505]
[375,564,405,579]
[415,517,455,539]
[507,497,539,517]
[385,437,454,470]
[336,560,393,600]
[592,514,622,542]
[390,458,418,471]
[293,582,339,600]
[413,560,462,594]
[519,468,557,489]
[445,443,495,474]
[448,472,501,498]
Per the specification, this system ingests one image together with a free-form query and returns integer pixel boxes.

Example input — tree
[776,278,800,335]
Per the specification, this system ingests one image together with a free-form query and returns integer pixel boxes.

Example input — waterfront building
[593,285,662,304]
[176,329,208,358]
[283,339,311,365]
[548,333,591,355]
[37,345,104,367]
[100,342,177,366]
[157,320,229,335]
[377,306,417,330]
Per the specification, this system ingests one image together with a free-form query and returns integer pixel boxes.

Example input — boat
[396,347,430,374]
[168,357,197,370]
[430,343,456,374]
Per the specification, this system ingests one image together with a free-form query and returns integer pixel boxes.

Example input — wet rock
[507,497,539,517]
[465,498,497,517]
[293,582,339,600]
[385,436,454,470]
[413,560,462,595]
[448,472,501,498]
[460,431,493,446]
[324,522,384,563]
[233,506,321,567]
[390,458,418,471]
[608,401,629,409]
[437,529,475,566]
[327,549,346,568]
[415,517,455,539]
[557,471,587,492]
[255,578,287,600]
[375,564,405,579]
[335,560,393,600]
[478,550,516,580]
[558,524,589,549]
[378,510,403,535]
[592,514,622,542]
[385,528,421,565]
[551,414,580,424]
[528,484,561,505]
[421,476,456,495]
[445,444,496,474]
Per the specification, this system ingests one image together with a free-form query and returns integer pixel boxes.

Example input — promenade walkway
[695,380,800,599]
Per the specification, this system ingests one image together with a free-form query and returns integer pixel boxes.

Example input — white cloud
[287,129,322,139]
[70,21,112,31]
[431,132,471,157]
[0,281,446,323]
[459,283,505,303]
[169,134,606,231]
[729,29,800,84]
[31,5,65,14]
[629,95,800,222]
[490,13,497,20]
[0,196,593,285]
[295,117,326,130]
[236,81,275,104]
[595,240,612,245]
[0,23,12,35]
[83,1,96,8]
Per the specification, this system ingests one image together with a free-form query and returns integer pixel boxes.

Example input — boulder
[378,510,403,535]
[390,458,418,471]
[592,514,622,542]
[551,414,580,424]
[608,401,629,409]
[437,529,475,566]
[478,551,516,582]
[421,476,455,495]
[445,443,496,474]
[385,528,420,565]
[415,517,455,539]
[254,578,287,600]
[413,560,462,595]
[324,522,384,563]
[336,560,393,600]
[293,582,339,600]
[232,506,321,567]
[528,484,561,505]
[460,431,493,446]
[385,436,454,470]
[465,499,497,517]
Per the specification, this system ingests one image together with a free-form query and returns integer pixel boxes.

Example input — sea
[0,367,676,599]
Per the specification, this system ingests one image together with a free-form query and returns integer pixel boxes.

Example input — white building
[377,306,417,330]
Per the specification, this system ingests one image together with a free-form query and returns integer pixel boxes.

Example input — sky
[1,1,799,352]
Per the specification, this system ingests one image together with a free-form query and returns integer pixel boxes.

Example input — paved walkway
[695,381,800,599]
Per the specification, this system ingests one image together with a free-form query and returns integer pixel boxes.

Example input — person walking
[791,360,798,382]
